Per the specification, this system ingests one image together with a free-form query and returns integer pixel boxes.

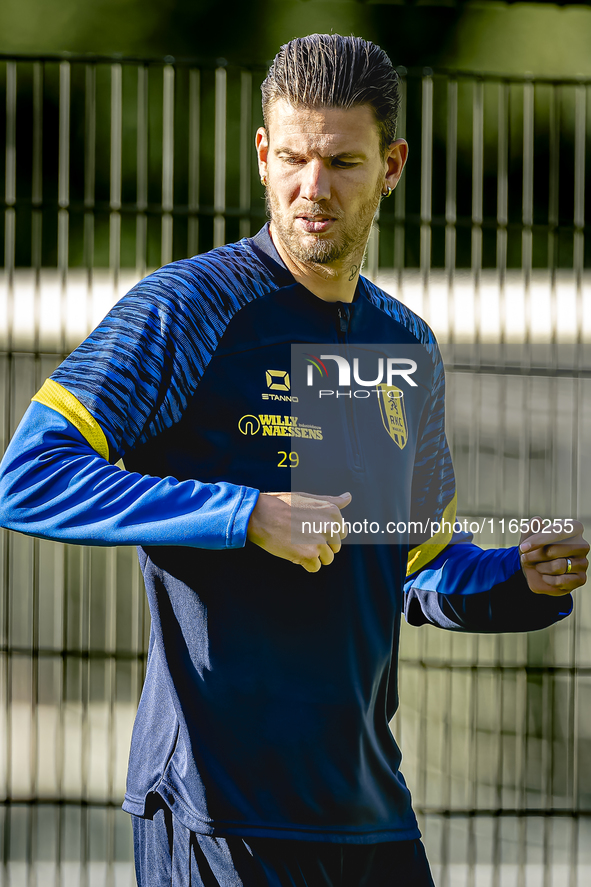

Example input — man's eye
[332,160,356,168]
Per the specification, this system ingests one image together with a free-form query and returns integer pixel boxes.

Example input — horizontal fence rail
[0,53,590,884]
[1,55,590,277]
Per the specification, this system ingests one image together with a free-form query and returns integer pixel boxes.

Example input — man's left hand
[519,518,589,596]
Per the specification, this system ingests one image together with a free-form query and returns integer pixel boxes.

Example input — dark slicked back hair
[261,34,400,154]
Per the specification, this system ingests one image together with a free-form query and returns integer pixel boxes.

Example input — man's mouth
[296,216,336,234]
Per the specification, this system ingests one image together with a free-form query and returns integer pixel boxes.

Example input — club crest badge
[377,384,408,449]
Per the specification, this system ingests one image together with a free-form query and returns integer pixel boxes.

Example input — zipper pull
[337,305,349,333]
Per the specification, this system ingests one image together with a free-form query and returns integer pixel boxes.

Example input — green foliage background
[2,0,591,77]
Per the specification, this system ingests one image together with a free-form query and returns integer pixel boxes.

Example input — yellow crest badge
[378,385,408,449]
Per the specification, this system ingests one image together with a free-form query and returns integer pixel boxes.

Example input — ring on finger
[565,557,572,574]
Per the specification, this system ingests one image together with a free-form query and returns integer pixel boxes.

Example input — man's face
[256,101,406,268]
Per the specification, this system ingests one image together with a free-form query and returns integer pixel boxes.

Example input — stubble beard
[265,178,382,270]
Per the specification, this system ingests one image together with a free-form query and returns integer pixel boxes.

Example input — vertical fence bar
[469,660,481,887]
[445,78,457,345]
[213,66,227,248]
[416,632,428,837]
[1,345,15,886]
[522,80,534,344]
[491,639,504,887]
[239,70,252,240]
[136,65,148,276]
[4,61,16,209]
[541,671,553,887]
[52,526,65,887]
[437,632,454,887]
[29,367,42,887]
[497,82,509,342]
[31,63,43,354]
[58,61,70,353]
[548,85,560,344]
[4,62,17,355]
[394,68,407,298]
[161,64,175,267]
[570,389,585,887]
[188,68,200,257]
[420,70,433,268]
[465,391,481,887]
[81,549,90,816]
[84,66,96,269]
[84,65,96,339]
[106,549,117,803]
[58,64,71,232]
[106,550,117,886]
[573,83,586,341]
[472,80,484,349]
[516,668,528,887]
[492,378,509,887]
[568,538,580,887]
[109,64,122,280]
[420,69,433,314]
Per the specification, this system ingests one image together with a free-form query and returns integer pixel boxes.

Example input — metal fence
[1,53,590,884]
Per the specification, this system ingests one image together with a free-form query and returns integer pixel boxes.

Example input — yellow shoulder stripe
[406,491,457,577]
[32,379,110,462]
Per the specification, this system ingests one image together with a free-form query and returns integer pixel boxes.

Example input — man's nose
[299,160,331,202]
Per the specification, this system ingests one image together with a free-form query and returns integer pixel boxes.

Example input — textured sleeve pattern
[51,241,272,461]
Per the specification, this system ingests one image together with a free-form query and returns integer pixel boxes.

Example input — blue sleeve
[50,248,266,461]
[0,250,271,548]
[0,402,259,548]
[404,539,573,633]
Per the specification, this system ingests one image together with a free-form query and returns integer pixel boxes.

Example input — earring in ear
[381,186,393,198]
[260,176,267,186]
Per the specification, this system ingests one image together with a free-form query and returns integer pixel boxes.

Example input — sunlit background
[1,1,590,885]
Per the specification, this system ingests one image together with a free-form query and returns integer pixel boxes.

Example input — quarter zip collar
[248,224,364,311]
[337,303,350,335]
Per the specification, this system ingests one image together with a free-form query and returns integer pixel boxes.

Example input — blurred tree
[438,2,591,77]
[0,0,460,67]
[3,0,591,80]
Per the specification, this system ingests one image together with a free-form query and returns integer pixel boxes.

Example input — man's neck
[269,224,361,303]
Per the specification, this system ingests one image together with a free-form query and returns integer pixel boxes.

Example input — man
[0,34,587,887]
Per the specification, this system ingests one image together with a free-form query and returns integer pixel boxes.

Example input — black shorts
[131,794,436,887]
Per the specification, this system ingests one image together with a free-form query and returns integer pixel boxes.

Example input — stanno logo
[266,369,290,391]
[262,369,299,402]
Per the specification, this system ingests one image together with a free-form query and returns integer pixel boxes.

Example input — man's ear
[385,139,408,192]
[256,127,269,181]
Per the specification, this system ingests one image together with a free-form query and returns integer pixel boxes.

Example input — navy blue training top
[0,227,572,842]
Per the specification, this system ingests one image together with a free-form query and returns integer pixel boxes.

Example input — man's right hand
[246,491,352,572]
